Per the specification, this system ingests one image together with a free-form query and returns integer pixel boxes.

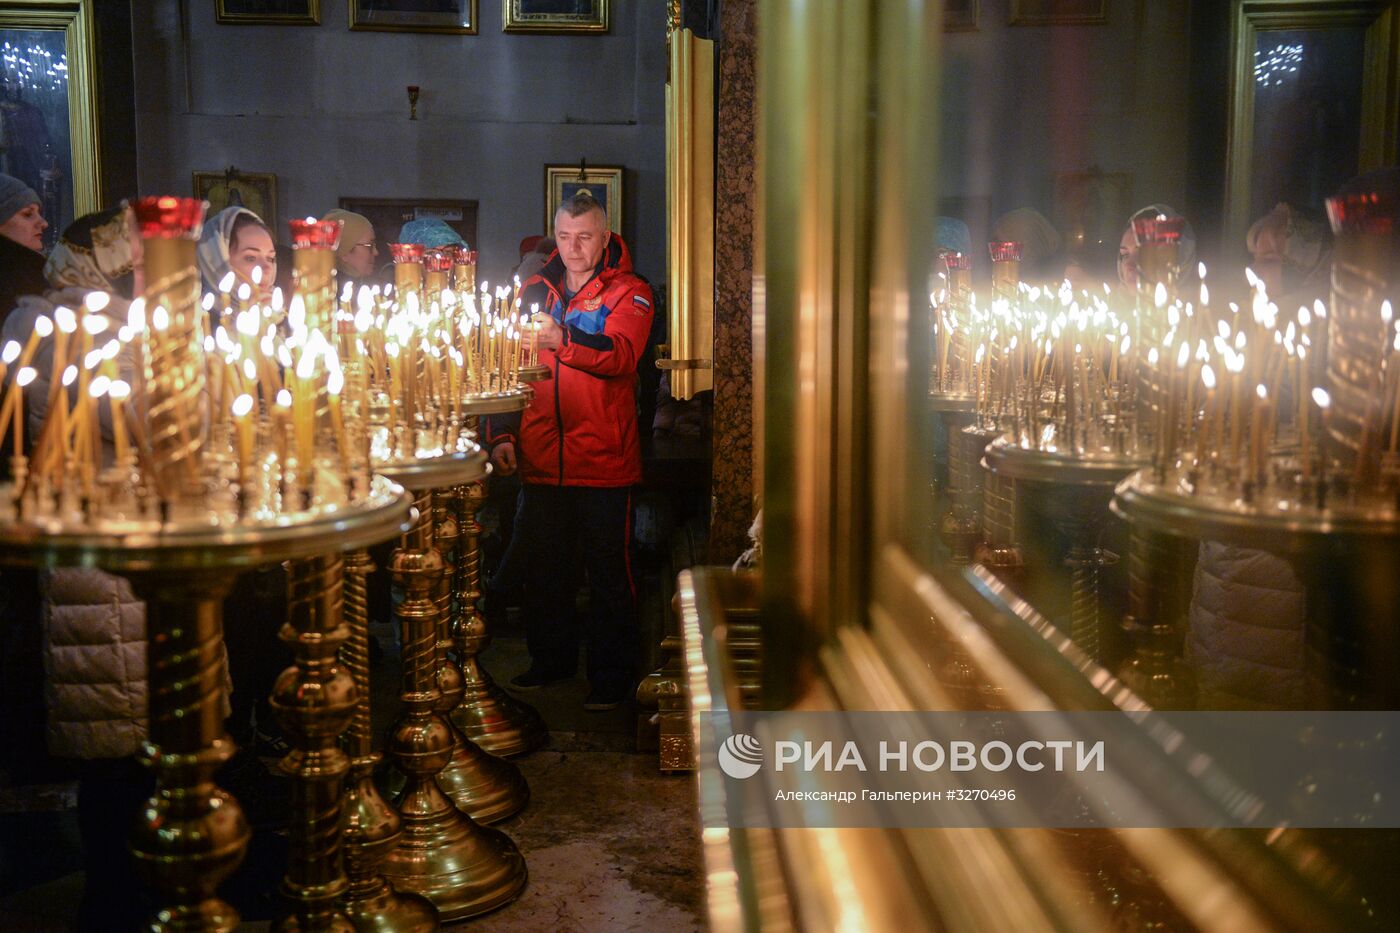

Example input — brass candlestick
[378,473,527,921]
[986,440,1144,666]
[0,477,413,933]
[339,547,439,931]
[430,486,529,823]
[270,553,356,932]
[447,404,547,758]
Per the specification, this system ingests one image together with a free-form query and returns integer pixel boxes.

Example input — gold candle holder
[379,485,527,921]
[134,196,207,501]
[270,553,356,931]
[130,569,251,933]
[431,487,529,823]
[988,240,1021,300]
[448,480,548,757]
[1324,190,1399,488]
[339,547,439,931]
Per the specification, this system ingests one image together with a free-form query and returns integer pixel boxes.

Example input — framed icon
[194,168,279,231]
[350,0,477,34]
[545,163,622,236]
[504,0,608,34]
[216,1,321,25]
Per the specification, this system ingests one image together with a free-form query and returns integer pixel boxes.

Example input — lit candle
[232,393,255,489]
[108,379,131,465]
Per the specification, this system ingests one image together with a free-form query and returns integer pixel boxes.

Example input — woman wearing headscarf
[0,172,50,331]
[197,205,277,302]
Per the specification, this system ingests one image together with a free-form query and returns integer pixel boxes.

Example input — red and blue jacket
[486,235,653,487]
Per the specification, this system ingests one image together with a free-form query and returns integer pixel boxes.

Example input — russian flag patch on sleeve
[633,295,651,309]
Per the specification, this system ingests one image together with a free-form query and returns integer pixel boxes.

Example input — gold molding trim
[666,27,716,399]
[0,0,103,220]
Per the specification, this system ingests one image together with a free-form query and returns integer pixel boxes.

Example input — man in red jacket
[488,192,653,710]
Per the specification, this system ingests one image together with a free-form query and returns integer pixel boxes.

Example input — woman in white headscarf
[197,205,277,302]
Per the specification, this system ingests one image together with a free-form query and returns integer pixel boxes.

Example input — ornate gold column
[129,570,249,933]
[448,480,547,757]
[380,488,527,920]
[339,548,438,931]
[431,487,529,823]
[269,554,357,932]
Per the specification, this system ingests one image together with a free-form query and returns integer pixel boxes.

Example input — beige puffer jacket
[41,568,148,759]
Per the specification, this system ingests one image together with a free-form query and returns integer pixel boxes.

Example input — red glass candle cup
[1326,191,1397,237]
[424,248,454,274]
[940,250,971,271]
[988,241,1022,264]
[389,242,425,265]
[289,218,343,251]
[1132,214,1185,247]
[132,196,207,240]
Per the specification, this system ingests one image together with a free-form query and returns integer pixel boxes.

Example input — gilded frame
[503,0,608,34]
[348,0,477,34]
[1224,0,1400,250]
[215,1,321,25]
[193,169,279,231]
[544,163,622,236]
[0,0,102,235]
[1009,0,1109,26]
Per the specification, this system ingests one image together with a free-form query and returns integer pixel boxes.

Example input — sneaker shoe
[509,665,574,691]
[583,686,628,711]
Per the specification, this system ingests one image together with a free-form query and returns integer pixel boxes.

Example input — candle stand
[375,450,528,921]
[1114,467,1400,709]
[448,396,547,758]
[0,476,413,933]
[987,440,1144,665]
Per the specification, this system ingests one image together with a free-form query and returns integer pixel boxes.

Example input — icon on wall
[194,168,279,231]
[505,0,609,34]
[215,1,321,25]
[544,163,622,236]
[350,0,477,33]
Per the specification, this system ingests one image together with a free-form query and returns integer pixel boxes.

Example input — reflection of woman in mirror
[0,71,52,203]
[0,172,49,330]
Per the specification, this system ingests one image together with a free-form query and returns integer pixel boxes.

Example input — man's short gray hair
[557,191,608,224]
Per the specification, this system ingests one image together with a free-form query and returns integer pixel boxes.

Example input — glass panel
[1250,27,1365,223]
[903,4,1399,924]
[0,28,72,249]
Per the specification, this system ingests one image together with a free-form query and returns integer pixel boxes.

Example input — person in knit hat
[397,216,468,251]
[321,208,378,281]
[0,173,49,331]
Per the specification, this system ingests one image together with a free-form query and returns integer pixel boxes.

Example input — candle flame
[109,380,130,400]
[1255,383,1267,401]
[1312,387,1330,409]
[88,375,110,398]
[16,367,36,387]
[1201,364,1216,390]
[276,388,292,409]
[61,365,77,387]
[1,341,19,364]
[54,306,76,333]
[231,394,254,418]
[84,291,110,313]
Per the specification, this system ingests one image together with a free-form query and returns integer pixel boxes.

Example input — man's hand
[533,313,564,351]
[491,441,517,476]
